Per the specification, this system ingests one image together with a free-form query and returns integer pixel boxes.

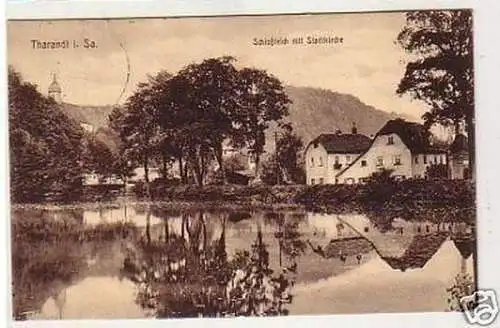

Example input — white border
[3,1,500,328]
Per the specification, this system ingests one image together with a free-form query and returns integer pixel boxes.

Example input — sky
[7,12,426,121]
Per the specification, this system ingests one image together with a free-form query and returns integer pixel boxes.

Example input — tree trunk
[190,158,203,187]
[253,152,262,183]
[465,115,475,181]
[190,147,205,187]
[200,212,207,252]
[181,214,186,240]
[162,154,168,179]
[214,143,226,184]
[164,218,169,244]
[143,153,151,200]
[146,205,151,246]
[178,153,186,184]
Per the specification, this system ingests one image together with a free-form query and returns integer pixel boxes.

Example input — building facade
[335,119,447,184]
[304,124,371,185]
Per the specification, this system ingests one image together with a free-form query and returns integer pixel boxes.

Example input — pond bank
[11,179,475,225]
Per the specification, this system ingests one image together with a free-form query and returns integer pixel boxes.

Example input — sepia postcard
[7,9,491,325]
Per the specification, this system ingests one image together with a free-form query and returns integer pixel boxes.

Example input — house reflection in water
[15,205,476,318]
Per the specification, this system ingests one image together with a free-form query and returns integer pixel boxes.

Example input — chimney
[351,122,357,134]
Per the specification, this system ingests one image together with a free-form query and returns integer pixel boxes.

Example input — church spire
[48,73,62,103]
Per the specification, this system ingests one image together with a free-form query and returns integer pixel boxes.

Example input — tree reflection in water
[122,210,294,318]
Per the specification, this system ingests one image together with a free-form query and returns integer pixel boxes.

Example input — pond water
[11,203,475,319]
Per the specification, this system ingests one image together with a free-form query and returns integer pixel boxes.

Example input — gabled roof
[380,232,448,271]
[307,133,371,154]
[450,134,468,154]
[377,119,444,153]
[453,236,475,259]
[336,118,445,178]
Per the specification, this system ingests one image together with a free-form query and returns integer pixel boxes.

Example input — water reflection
[11,204,476,319]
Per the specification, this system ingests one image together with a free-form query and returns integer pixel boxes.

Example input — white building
[304,124,371,185]
[336,119,447,184]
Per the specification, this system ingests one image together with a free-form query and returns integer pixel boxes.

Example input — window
[310,157,314,167]
[313,142,318,148]
[434,156,438,164]
[346,155,351,163]
[319,178,324,184]
[414,156,419,164]
[361,160,367,167]
[394,155,402,166]
[376,156,384,167]
[439,155,443,164]
[311,178,316,185]
[388,136,394,145]
[423,156,427,164]
[334,156,340,164]
[319,157,323,167]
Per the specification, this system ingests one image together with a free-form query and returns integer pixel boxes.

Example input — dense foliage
[9,68,85,202]
[260,124,305,185]
[122,213,294,318]
[9,67,119,203]
[110,57,291,191]
[136,178,475,230]
[397,10,474,178]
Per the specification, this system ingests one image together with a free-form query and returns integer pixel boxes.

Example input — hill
[58,86,416,154]
[270,86,409,151]
[60,103,115,129]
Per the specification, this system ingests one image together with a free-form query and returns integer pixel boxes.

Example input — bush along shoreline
[131,178,476,225]
[13,178,475,227]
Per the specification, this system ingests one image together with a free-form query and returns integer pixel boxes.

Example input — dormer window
[387,136,394,145]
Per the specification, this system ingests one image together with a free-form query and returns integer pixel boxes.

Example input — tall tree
[175,56,240,184]
[9,67,84,202]
[396,10,474,179]
[235,68,291,179]
[276,124,304,184]
[110,71,176,195]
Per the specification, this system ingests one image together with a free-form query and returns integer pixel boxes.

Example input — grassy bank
[142,179,474,219]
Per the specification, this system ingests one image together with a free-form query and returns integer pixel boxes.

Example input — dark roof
[335,118,444,178]
[378,119,444,153]
[308,133,371,154]
[453,236,475,259]
[323,236,374,258]
[450,134,468,154]
[381,232,448,271]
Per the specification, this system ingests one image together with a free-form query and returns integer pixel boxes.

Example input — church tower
[48,73,62,103]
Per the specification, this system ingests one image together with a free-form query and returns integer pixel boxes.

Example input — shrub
[426,163,449,179]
